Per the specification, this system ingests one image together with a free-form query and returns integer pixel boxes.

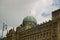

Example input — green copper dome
[23,16,37,25]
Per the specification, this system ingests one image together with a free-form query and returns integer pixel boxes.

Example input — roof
[23,16,37,24]
[52,9,60,14]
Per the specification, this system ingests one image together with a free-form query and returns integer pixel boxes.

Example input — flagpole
[2,22,4,40]
[2,30,3,40]
[5,20,8,40]
[2,29,3,40]
[4,22,7,40]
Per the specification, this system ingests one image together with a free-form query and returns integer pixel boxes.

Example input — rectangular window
[53,22,58,28]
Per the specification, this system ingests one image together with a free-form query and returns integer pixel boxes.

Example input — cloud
[27,0,53,23]
[42,13,50,17]
[28,0,60,23]
[0,0,60,36]
[52,0,60,8]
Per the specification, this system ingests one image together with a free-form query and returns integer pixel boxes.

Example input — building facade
[6,9,60,40]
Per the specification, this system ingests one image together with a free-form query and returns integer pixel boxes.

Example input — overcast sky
[0,0,60,37]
